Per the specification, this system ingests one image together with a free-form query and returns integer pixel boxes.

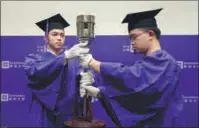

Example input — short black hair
[141,27,161,39]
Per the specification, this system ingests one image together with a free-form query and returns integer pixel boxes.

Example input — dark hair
[141,27,161,39]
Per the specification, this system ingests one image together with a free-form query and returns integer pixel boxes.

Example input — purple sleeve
[24,53,65,79]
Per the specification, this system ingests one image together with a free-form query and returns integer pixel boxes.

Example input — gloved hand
[80,54,93,68]
[79,86,86,97]
[64,43,89,60]
[80,84,100,97]
[79,71,95,97]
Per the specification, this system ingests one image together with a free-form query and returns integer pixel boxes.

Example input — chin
[135,50,145,55]
[55,46,63,49]
[54,47,62,51]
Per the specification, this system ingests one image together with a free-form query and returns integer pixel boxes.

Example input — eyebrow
[129,33,137,37]
[51,31,64,34]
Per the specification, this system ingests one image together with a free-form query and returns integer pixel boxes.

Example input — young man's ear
[148,30,155,37]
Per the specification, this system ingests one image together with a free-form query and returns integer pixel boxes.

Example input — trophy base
[64,117,106,128]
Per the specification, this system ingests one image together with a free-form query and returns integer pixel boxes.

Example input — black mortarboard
[35,13,70,33]
[122,8,163,32]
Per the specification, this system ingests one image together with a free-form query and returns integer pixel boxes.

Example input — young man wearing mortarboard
[24,13,91,128]
[79,8,184,127]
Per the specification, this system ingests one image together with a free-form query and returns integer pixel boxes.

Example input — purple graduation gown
[24,51,81,128]
[99,50,184,127]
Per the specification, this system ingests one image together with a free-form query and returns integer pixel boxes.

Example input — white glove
[80,84,100,97]
[80,54,93,68]
[79,71,94,97]
[64,43,89,60]
[79,86,86,97]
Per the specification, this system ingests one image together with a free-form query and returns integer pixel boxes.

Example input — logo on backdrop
[182,95,198,103]
[36,45,67,52]
[1,93,26,102]
[122,45,134,53]
[176,61,199,69]
[1,61,25,69]
[36,45,46,52]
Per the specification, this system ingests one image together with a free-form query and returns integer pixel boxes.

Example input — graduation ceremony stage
[1,35,198,127]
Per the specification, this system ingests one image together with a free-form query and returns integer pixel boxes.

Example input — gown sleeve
[24,53,65,89]
[100,54,172,92]
[24,53,65,79]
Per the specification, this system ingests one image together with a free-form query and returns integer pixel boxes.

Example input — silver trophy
[76,14,95,43]
[76,14,95,119]
[64,15,120,127]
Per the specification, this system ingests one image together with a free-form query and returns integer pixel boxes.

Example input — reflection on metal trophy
[64,15,106,128]
[76,14,95,43]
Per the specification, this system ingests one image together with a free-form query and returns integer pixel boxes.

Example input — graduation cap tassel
[44,20,49,52]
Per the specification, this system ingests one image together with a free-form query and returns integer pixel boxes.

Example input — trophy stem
[83,95,88,118]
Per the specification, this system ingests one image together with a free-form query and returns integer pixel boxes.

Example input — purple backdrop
[1,35,198,127]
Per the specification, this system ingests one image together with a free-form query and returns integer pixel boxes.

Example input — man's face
[46,29,65,50]
[129,28,151,54]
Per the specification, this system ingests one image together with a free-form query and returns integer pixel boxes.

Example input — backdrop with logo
[1,35,198,127]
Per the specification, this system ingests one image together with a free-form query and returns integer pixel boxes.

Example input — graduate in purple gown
[24,13,90,128]
[79,8,184,127]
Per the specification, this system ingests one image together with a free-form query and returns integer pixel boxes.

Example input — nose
[57,35,62,41]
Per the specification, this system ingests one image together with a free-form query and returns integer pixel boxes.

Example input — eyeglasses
[129,31,148,43]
